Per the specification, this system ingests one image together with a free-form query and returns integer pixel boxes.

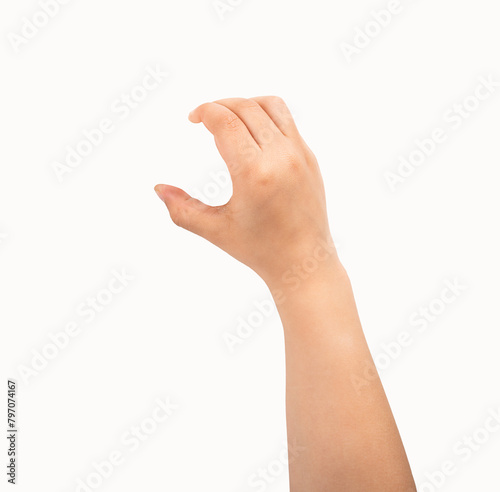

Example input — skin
[155,96,417,491]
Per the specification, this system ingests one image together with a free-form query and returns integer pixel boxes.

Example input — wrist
[262,236,346,305]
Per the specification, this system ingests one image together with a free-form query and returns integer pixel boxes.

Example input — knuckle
[170,211,182,228]
[281,153,307,178]
[221,113,241,131]
[281,149,303,167]
[170,207,187,228]
[254,168,275,187]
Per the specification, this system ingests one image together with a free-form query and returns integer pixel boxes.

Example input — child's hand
[155,99,417,491]
[155,97,336,287]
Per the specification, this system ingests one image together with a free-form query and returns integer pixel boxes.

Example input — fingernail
[154,186,164,201]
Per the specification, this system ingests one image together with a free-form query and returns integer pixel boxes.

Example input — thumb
[154,184,226,240]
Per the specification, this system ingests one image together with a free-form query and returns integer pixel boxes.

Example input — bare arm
[155,96,416,491]
[269,258,415,491]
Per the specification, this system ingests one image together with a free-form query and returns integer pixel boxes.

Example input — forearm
[269,255,416,491]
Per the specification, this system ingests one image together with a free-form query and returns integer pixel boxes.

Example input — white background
[1,0,500,491]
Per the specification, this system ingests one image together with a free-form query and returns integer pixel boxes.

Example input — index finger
[189,102,261,175]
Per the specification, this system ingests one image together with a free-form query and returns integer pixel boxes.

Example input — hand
[155,97,337,287]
